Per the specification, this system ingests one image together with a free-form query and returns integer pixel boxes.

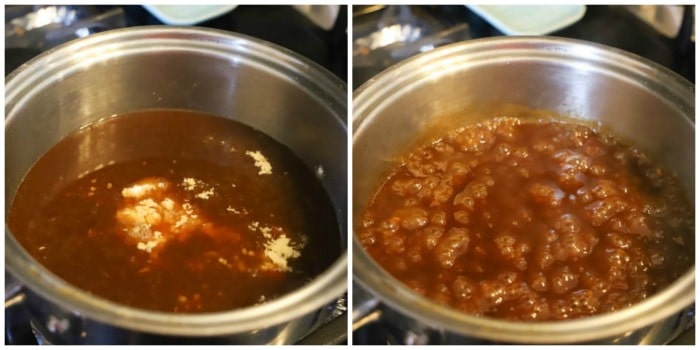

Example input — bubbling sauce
[9,110,341,313]
[359,117,693,321]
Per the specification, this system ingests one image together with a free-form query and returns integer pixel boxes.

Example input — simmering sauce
[359,117,693,321]
[9,110,340,313]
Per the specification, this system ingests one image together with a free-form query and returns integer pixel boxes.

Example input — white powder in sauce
[137,231,163,253]
[181,178,215,199]
[117,179,204,254]
[226,206,240,214]
[196,188,215,199]
[117,177,304,275]
[122,183,157,198]
[245,150,273,175]
[182,178,197,191]
[263,234,301,272]
[247,221,304,272]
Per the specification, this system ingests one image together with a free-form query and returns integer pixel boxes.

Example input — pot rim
[7,25,347,125]
[5,25,348,337]
[354,35,694,130]
[352,36,694,344]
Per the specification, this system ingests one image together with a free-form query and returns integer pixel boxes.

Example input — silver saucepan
[6,26,347,344]
[352,36,694,344]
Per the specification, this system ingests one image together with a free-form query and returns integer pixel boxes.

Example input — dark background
[352,5,694,89]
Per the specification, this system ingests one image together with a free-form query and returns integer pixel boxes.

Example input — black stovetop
[352,5,694,90]
[5,5,347,81]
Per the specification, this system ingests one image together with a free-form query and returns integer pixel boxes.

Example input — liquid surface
[9,110,341,313]
[359,117,694,321]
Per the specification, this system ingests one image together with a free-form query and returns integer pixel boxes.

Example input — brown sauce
[8,110,341,313]
[359,117,694,321]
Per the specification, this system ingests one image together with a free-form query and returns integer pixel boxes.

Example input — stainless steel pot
[5,26,347,344]
[353,36,694,344]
